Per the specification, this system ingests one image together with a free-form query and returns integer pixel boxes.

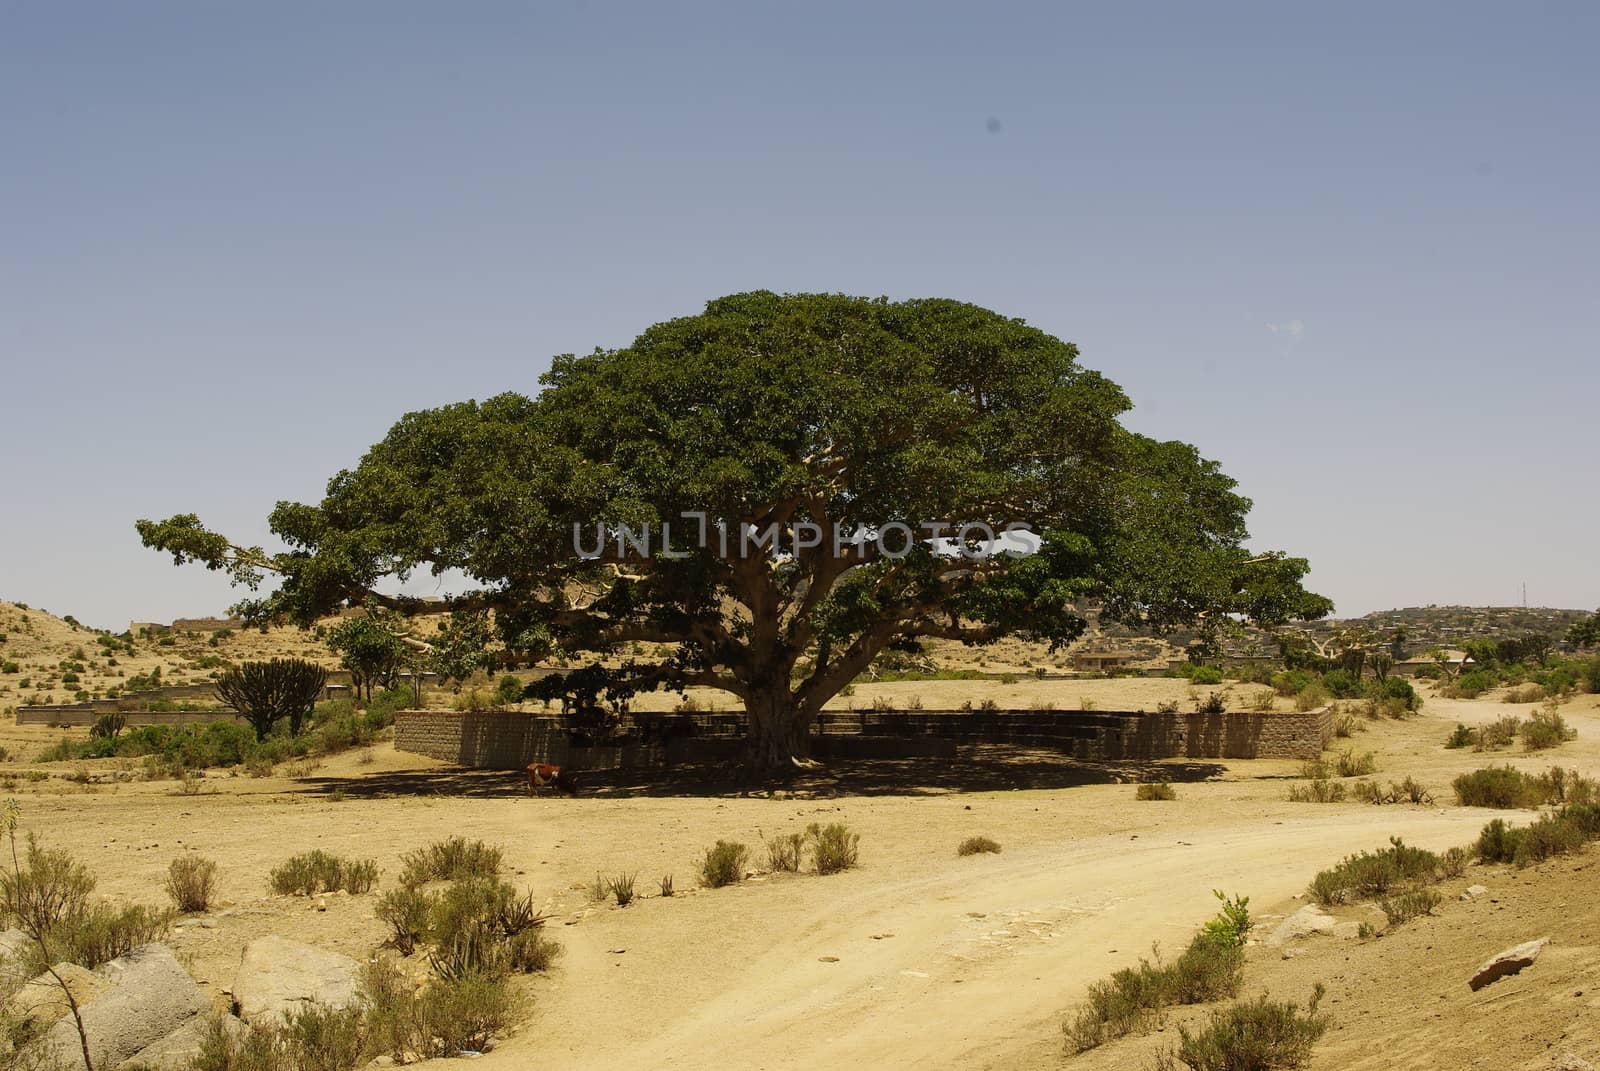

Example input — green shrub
[399,837,504,887]
[1322,668,1361,698]
[957,836,1001,856]
[699,841,749,888]
[496,675,523,706]
[1376,677,1421,710]
[1156,985,1328,1071]
[166,854,218,912]
[269,851,378,896]
[1190,666,1223,686]
[1452,765,1545,808]
[807,822,860,875]
[376,886,434,955]
[1196,692,1227,714]
[1271,670,1313,697]
[1,663,17,675]
[1198,891,1252,949]
[1511,812,1586,866]
[1307,837,1439,906]
[1449,669,1498,699]
[1475,818,1524,863]
[1444,723,1476,749]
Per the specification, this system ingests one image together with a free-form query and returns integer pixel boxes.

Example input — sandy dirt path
[505,805,1498,1071]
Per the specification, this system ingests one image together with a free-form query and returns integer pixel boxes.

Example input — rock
[5,963,109,1032]
[1460,885,1489,902]
[1281,947,1307,960]
[1266,905,1337,945]
[1556,1054,1596,1071]
[1469,937,1550,991]
[232,936,361,1023]
[32,944,207,1071]
[0,929,32,965]
[124,1014,245,1071]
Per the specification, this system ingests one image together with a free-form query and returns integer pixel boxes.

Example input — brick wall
[394,705,1332,771]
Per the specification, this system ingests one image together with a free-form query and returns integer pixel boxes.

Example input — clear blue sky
[3,2,1596,631]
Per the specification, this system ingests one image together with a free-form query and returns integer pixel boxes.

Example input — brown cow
[526,762,580,796]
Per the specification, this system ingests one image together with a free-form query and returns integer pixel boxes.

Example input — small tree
[326,615,407,702]
[215,659,328,739]
[0,801,95,1071]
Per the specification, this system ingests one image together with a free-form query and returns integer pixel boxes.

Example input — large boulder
[0,929,32,965]
[230,936,361,1024]
[32,944,208,1071]
[1469,936,1550,991]
[124,1014,246,1071]
[4,963,109,1033]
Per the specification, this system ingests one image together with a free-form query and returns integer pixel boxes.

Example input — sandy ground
[3,680,1598,1070]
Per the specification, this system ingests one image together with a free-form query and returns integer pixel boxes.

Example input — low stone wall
[394,705,1331,771]
[14,707,246,728]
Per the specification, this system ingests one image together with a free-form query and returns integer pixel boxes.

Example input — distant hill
[0,600,334,712]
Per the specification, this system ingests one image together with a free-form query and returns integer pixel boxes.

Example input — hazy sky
[3,2,1596,631]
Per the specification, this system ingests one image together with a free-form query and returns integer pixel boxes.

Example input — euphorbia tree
[139,292,1331,768]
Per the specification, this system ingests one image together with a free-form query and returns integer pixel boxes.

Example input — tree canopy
[139,292,1331,767]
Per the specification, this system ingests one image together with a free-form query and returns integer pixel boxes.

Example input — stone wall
[394,705,1331,771]
[14,707,247,728]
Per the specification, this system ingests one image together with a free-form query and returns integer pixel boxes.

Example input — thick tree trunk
[742,689,815,770]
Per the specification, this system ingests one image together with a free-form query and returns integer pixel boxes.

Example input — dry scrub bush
[399,837,504,887]
[1449,765,1595,808]
[1476,805,1600,868]
[269,851,378,896]
[1379,884,1441,926]
[764,832,805,873]
[1136,782,1177,801]
[1334,750,1376,777]
[807,823,859,875]
[1287,779,1345,804]
[1153,985,1328,1071]
[1521,707,1577,751]
[1064,893,1250,1053]
[699,841,749,888]
[1306,837,1439,907]
[0,836,174,969]
[958,836,1002,856]
[376,886,433,955]
[166,854,217,912]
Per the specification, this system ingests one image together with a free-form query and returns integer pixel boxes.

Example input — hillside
[0,600,335,711]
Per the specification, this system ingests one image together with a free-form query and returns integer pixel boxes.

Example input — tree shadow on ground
[293,744,1226,800]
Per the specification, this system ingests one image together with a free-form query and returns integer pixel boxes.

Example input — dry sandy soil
[3,678,1598,1070]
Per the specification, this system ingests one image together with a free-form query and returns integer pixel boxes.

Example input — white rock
[1460,884,1489,902]
[32,944,207,1071]
[1266,904,1337,945]
[1469,936,1550,991]
[231,936,361,1024]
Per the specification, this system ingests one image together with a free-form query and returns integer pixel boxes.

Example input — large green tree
[139,292,1331,768]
